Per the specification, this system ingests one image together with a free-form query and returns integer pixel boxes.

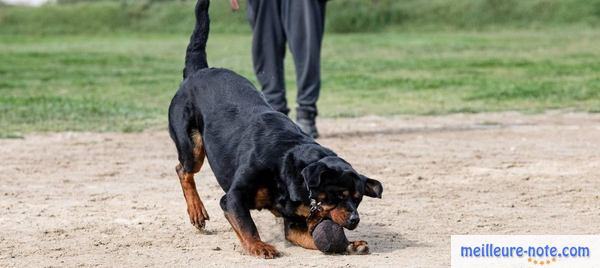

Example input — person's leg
[282,0,327,138]
[247,0,289,115]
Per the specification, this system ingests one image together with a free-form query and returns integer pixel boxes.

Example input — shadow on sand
[344,221,429,254]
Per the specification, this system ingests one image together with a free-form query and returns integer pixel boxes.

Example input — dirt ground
[1,112,599,267]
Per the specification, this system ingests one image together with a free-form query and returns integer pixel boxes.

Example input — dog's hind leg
[175,129,210,230]
[169,99,209,230]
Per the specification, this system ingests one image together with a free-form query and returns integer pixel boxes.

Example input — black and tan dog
[168,0,383,258]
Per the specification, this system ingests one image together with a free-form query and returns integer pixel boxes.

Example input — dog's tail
[183,0,210,79]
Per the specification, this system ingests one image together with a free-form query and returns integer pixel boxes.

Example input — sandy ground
[1,112,599,267]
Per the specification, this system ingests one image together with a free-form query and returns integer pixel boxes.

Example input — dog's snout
[346,212,360,229]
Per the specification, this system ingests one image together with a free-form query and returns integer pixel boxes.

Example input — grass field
[1,28,600,137]
[2,0,600,34]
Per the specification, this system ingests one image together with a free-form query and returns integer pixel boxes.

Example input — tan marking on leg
[177,165,209,230]
[176,130,209,230]
[286,227,317,250]
[224,212,279,258]
[190,129,204,173]
[224,212,246,242]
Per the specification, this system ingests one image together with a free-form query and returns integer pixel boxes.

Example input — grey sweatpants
[247,0,327,116]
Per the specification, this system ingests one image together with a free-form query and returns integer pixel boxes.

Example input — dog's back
[168,0,310,190]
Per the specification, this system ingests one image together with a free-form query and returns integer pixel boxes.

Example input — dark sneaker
[297,118,319,139]
[296,109,319,139]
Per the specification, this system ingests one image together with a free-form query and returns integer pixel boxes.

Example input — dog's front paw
[187,199,209,230]
[347,240,369,255]
[247,241,280,259]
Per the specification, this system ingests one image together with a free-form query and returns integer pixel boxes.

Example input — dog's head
[301,156,383,230]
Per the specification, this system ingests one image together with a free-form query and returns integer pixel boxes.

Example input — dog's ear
[287,158,330,202]
[301,161,326,189]
[361,175,383,198]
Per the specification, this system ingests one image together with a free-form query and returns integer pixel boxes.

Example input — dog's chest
[253,187,271,210]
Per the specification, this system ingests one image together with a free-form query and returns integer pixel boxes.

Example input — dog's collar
[309,198,322,216]
[306,189,324,233]
[307,188,322,216]
[306,198,323,234]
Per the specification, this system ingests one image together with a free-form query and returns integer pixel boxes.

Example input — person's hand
[230,0,240,11]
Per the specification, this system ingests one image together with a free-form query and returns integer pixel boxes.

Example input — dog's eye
[337,191,350,200]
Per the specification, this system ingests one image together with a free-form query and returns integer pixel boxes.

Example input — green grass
[1,0,600,35]
[1,28,600,136]
[0,0,249,35]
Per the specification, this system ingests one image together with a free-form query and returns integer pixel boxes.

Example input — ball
[312,219,349,254]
